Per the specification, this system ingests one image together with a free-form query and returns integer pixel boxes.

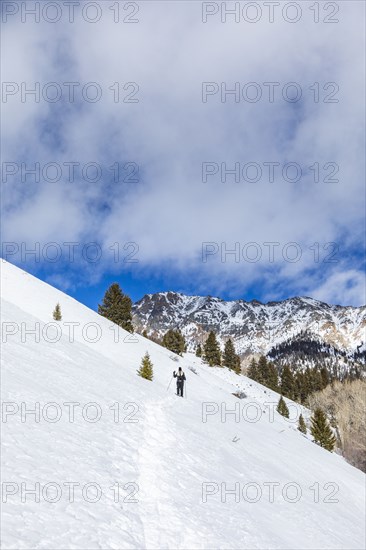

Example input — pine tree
[162,329,186,356]
[313,369,324,393]
[142,329,148,338]
[304,367,311,392]
[137,352,154,381]
[247,358,258,381]
[298,413,307,434]
[281,365,295,399]
[277,396,289,418]
[257,355,270,385]
[223,338,240,371]
[52,303,62,321]
[292,373,301,402]
[163,329,175,353]
[296,371,309,403]
[98,283,134,333]
[234,355,241,375]
[196,343,202,357]
[203,331,221,366]
[320,367,330,389]
[267,362,279,391]
[310,408,336,451]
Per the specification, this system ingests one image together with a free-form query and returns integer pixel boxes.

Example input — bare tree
[308,379,366,471]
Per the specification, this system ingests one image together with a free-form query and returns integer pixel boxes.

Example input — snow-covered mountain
[133,292,366,366]
[1,260,365,549]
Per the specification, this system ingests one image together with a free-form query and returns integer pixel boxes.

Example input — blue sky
[4,249,365,311]
[2,1,365,308]
[17,262,268,311]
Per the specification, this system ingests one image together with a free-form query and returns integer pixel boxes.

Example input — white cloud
[2,1,365,305]
[308,269,366,307]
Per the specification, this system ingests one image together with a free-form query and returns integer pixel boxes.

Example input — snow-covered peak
[133,290,366,363]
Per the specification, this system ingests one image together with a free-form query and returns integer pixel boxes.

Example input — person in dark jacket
[173,367,186,397]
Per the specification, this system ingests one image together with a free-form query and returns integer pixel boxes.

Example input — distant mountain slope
[1,260,365,549]
[267,330,364,375]
[132,292,366,367]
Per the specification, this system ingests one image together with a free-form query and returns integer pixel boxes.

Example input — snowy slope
[1,260,365,550]
[132,292,366,361]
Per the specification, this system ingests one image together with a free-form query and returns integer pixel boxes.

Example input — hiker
[173,367,186,397]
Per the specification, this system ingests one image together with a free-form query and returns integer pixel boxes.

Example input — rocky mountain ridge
[132,292,366,368]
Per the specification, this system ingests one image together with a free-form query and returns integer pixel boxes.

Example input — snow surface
[1,260,365,550]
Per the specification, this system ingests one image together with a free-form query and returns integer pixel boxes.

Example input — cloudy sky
[2,1,365,308]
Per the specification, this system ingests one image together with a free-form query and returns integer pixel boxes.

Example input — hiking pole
[167,375,174,391]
